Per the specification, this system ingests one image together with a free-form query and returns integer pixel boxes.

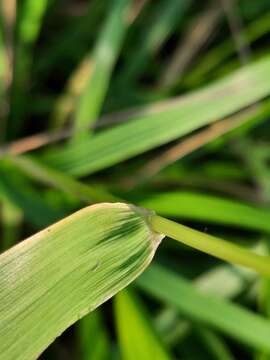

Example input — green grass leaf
[0,203,162,359]
[0,200,22,251]
[0,166,64,227]
[35,0,106,85]
[115,290,171,360]
[72,0,132,140]
[185,12,270,86]
[0,9,6,98]
[140,191,270,233]
[116,0,192,85]
[5,155,118,203]
[78,310,110,360]
[8,0,49,137]
[194,327,235,360]
[43,55,270,176]
[154,264,256,349]
[137,264,270,352]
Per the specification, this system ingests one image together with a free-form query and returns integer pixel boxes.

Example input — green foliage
[73,0,132,140]
[138,264,270,352]
[78,310,110,360]
[1,0,270,358]
[0,203,162,359]
[115,290,171,359]
[43,55,270,176]
[141,191,270,233]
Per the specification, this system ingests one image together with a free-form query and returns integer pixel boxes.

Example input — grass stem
[150,214,270,278]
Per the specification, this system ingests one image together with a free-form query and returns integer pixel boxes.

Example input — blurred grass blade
[137,264,270,352]
[50,56,92,130]
[116,0,192,85]
[115,290,171,360]
[185,12,270,86]
[8,0,49,137]
[72,0,132,141]
[194,264,256,299]
[0,7,6,98]
[51,0,147,131]
[4,155,118,203]
[257,245,270,360]
[0,1,12,143]
[0,166,64,227]
[43,55,270,177]
[0,199,22,251]
[159,3,222,89]
[139,191,270,233]
[0,203,163,359]
[36,0,106,83]
[16,0,49,45]
[155,264,256,347]
[195,327,235,360]
[78,310,110,360]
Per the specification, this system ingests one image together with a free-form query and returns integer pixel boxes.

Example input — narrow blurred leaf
[5,155,118,203]
[0,1,11,143]
[0,166,64,227]
[115,290,171,360]
[43,55,270,176]
[72,0,132,140]
[0,7,6,98]
[0,203,163,359]
[36,0,106,83]
[195,327,235,360]
[257,246,270,360]
[17,0,49,45]
[155,264,256,347]
[185,12,270,86]
[78,310,110,360]
[8,0,49,137]
[137,264,270,352]
[117,0,192,85]
[0,199,22,251]
[194,264,256,299]
[140,191,270,233]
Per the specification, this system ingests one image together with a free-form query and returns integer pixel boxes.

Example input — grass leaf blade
[115,290,172,360]
[138,264,270,352]
[0,203,162,359]
[43,55,270,176]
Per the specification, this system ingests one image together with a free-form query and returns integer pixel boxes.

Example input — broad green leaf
[115,290,171,360]
[137,264,270,352]
[43,55,270,177]
[0,203,163,360]
[139,191,270,233]
[73,0,132,140]
[78,310,110,360]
